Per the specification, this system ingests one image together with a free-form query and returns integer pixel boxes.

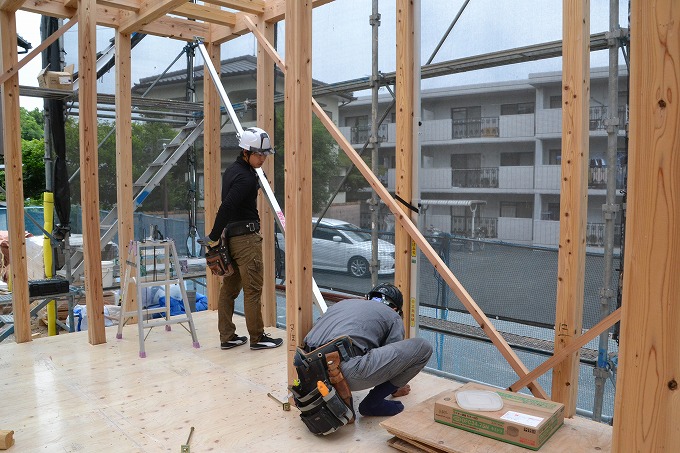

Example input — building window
[549,96,562,109]
[543,202,560,220]
[548,149,561,165]
[500,201,533,218]
[500,102,535,115]
[500,152,534,166]
[451,106,482,138]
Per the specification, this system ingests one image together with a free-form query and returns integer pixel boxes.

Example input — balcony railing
[452,117,499,139]
[450,216,498,238]
[350,123,389,144]
[451,167,499,188]
[588,105,629,131]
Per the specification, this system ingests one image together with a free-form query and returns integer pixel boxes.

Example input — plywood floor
[0,310,612,452]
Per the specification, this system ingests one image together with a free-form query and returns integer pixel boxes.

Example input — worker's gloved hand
[198,236,220,249]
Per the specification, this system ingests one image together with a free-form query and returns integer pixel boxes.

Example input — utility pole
[369,0,381,287]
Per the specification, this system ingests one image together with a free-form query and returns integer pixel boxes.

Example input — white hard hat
[239,127,275,155]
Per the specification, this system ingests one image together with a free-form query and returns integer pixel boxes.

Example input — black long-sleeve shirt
[208,155,260,241]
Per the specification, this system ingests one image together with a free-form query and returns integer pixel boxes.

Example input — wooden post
[256,16,277,327]
[115,30,136,318]
[612,0,680,449]
[552,0,590,415]
[203,41,222,311]
[0,10,30,343]
[284,0,314,385]
[395,0,417,337]
[79,0,106,345]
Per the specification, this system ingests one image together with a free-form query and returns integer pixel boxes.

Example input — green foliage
[273,107,341,213]
[0,108,47,203]
[21,138,47,202]
[65,118,185,211]
[20,107,44,141]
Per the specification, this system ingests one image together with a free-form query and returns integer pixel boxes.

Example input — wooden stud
[284,0,314,386]
[612,0,680,449]
[0,10,30,343]
[395,0,416,338]
[203,41,222,311]
[255,16,277,327]
[552,0,590,416]
[78,0,106,345]
[115,30,136,319]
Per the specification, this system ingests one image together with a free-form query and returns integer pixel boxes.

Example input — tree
[273,107,340,213]
[21,138,47,203]
[20,107,44,141]
[65,118,186,211]
[0,108,46,204]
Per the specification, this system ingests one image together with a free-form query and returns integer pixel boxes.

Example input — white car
[275,217,395,278]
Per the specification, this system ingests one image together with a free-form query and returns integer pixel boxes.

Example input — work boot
[358,381,404,417]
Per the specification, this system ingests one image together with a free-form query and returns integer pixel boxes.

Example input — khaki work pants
[217,232,264,344]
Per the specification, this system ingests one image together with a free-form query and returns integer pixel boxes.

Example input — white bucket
[102,260,115,288]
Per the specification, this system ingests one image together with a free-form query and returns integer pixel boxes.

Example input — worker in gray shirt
[303,283,433,417]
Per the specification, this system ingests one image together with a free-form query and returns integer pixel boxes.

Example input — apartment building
[338,67,628,250]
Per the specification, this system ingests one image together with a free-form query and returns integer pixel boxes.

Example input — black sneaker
[221,334,247,349]
[250,333,283,350]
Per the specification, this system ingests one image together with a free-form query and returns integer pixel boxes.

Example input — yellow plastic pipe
[43,192,56,336]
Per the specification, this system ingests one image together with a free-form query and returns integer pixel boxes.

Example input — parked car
[275,217,395,278]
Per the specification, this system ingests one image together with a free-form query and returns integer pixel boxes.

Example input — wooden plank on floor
[381,392,612,453]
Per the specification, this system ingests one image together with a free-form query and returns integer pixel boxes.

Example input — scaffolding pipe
[425,0,471,65]
[592,0,621,422]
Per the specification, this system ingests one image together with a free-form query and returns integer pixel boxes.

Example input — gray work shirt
[303,298,404,355]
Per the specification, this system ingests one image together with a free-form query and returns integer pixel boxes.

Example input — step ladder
[69,119,205,281]
[116,239,200,357]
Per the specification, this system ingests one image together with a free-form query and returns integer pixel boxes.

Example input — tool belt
[226,220,260,237]
[291,336,356,435]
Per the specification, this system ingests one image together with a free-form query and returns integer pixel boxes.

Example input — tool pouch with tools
[291,336,356,435]
[204,229,234,276]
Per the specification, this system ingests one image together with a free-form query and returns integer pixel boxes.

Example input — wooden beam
[249,9,549,400]
[0,0,25,13]
[211,0,333,44]
[509,308,621,392]
[114,30,136,320]
[173,3,236,27]
[203,41,221,311]
[552,0,590,417]
[204,0,264,15]
[612,0,680,450]
[137,15,210,42]
[98,0,141,12]
[284,0,313,386]
[253,15,277,327]
[0,10,30,343]
[118,0,187,35]
[0,18,77,86]
[78,0,106,345]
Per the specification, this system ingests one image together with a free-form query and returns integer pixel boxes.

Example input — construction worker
[203,127,283,351]
[302,283,433,417]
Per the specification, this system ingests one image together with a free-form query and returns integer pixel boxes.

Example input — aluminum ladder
[116,239,199,357]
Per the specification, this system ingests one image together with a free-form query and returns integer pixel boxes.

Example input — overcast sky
[16,0,627,111]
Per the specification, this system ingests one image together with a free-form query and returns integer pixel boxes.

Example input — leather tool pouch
[205,244,234,276]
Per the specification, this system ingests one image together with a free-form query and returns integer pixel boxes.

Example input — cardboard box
[434,382,565,450]
[37,64,74,90]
